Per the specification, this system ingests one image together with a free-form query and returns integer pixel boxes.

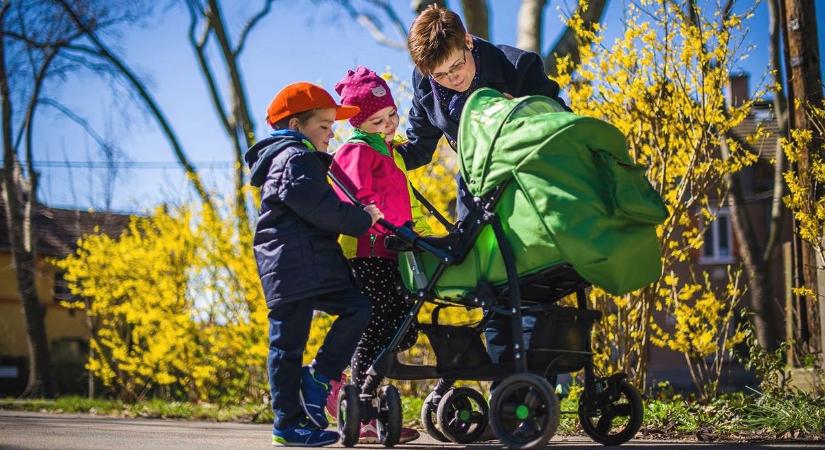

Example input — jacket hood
[245,130,313,187]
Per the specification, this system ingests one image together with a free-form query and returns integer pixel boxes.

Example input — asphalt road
[0,411,822,450]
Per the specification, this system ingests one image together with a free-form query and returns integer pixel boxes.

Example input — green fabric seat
[400,88,668,299]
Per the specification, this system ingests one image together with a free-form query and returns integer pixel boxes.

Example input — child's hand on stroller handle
[363,203,383,225]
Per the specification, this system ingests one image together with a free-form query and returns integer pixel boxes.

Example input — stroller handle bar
[327,170,455,264]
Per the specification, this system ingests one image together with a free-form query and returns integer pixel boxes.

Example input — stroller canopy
[399,88,667,299]
[456,88,668,295]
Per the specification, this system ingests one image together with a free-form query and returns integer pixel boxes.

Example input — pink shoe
[359,421,379,444]
[359,420,420,444]
[325,372,347,418]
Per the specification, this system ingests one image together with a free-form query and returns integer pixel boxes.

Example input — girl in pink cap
[328,66,431,444]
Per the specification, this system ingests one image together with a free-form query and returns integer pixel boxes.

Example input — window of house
[753,107,774,123]
[54,270,73,302]
[701,208,735,264]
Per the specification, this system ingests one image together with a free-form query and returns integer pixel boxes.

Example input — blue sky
[34,0,825,213]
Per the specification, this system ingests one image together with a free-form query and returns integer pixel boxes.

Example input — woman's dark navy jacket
[245,131,372,308]
[397,37,571,170]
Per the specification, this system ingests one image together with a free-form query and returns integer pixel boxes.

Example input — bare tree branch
[23,51,58,179]
[203,0,258,228]
[334,0,406,49]
[39,98,109,148]
[186,0,231,133]
[53,0,215,211]
[235,0,276,57]
[366,0,407,41]
[205,0,256,148]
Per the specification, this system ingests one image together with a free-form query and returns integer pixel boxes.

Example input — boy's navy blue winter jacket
[397,37,571,170]
[246,131,372,307]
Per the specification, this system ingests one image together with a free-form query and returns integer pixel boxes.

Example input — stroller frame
[328,174,643,449]
[363,182,596,386]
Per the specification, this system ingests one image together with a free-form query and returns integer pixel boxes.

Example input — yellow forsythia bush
[557,0,758,387]
[57,207,268,403]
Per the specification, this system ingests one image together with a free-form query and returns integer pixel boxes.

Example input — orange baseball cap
[266,82,360,127]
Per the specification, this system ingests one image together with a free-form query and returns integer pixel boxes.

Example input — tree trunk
[86,299,96,399]
[460,0,489,40]
[722,135,781,350]
[783,0,823,354]
[10,228,53,398]
[206,0,253,230]
[683,0,785,352]
[413,0,446,14]
[0,5,54,397]
[516,0,546,53]
[191,0,256,231]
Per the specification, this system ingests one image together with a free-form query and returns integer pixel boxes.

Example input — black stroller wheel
[420,391,449,442]
[436,387,489,443]
[489,373,559,449]
[337,384,360,447]
[376,385,401,447]
[578,378,643,446]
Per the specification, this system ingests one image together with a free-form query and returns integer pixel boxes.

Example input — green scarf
[347,129,390,157]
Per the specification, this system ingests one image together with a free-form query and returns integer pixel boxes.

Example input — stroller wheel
[489,373,559,449]
[376,385,401,447]
[337,384,361,447]
[578,377,643,446]
[436,387,489,443]
[420,391,449,442]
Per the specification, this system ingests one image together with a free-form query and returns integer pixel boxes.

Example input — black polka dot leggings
[350,257,419,392]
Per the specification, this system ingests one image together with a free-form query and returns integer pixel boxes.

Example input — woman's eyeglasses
[431,49,468,82]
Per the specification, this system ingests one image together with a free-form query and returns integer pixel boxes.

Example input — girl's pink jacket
[331,141,413,259]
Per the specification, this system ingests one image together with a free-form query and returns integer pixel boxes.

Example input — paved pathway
[0,411,821,450]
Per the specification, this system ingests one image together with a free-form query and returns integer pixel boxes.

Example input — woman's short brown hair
[407,5,466,76]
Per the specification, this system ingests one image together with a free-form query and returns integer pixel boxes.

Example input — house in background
[0,201,131,396]
[646,73,791,391]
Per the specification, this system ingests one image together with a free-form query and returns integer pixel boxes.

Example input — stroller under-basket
[329,89,669,449]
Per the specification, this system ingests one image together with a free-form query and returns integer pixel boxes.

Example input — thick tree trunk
[8,224,54,397]
[190,0,258,231]
[783,0,823,354]
[691,0,785,352]
[0,5,54,397]
[460,0,489,40]
[722,137,781,350]
[516,0,546,53]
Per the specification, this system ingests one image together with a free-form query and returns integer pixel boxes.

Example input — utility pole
[782,0,824,359]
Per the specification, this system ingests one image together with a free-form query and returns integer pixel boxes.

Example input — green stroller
[330,88,668,449]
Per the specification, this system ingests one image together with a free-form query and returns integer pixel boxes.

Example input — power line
[32,160,236,169]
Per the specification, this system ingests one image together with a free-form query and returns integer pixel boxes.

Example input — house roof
[0,200,133,257]
[729,101,783,160]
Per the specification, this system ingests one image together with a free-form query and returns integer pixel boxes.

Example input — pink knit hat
[334,66,396,127]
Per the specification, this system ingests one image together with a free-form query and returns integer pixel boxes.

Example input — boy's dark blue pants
[267,287,371,430]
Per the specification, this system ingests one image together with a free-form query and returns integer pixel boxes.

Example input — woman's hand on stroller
[364,203,384,225]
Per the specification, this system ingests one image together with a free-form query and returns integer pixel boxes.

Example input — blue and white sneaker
[272,422,339,447]
[299,366,332,429]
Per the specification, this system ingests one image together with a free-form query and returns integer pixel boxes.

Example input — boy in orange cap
[245,82,383,446]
